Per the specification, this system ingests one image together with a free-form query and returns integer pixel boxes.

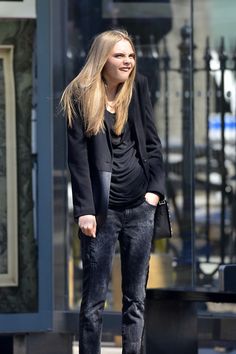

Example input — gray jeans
[79,200,156,354]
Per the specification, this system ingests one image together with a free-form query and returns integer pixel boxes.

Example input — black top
[106,110,148,208]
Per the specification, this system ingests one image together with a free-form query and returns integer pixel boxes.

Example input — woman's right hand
[78,215,97,238]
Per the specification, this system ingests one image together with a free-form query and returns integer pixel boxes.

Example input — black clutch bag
[154,199,173,240]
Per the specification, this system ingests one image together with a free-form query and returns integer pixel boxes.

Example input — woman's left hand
[145,192,160,207]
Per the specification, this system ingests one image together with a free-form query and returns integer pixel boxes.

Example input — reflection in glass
[66,0,236,311]
[193,1,236,290]
[66,0,193,311]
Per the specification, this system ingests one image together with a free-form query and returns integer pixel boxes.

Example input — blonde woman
[61,29,165,354]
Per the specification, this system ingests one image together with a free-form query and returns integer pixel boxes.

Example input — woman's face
[103,39,135,87]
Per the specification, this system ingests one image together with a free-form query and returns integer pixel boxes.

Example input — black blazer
[67,73,165,225]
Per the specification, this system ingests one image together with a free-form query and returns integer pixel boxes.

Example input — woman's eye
[114,53,135,59]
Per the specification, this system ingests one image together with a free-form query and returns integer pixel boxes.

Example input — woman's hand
[145,192,160,207]
[78,215,97,238]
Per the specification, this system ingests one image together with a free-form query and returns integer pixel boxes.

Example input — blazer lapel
[104,110,113,155]
[129,88,144,151]
[129,87,149,178]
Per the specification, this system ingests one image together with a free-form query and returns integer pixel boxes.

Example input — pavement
[199,351,236,354]
[73,342,236,353]
[73,343,121,353]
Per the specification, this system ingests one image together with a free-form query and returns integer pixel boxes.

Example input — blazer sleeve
[67,107,95,220]
[142,76,166,199]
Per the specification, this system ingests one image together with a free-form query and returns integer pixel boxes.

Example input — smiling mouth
[120,67,131,71]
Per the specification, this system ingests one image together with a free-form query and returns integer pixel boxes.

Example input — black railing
[136,25,236,285]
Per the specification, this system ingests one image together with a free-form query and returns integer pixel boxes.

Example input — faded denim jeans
[79,200,156,354]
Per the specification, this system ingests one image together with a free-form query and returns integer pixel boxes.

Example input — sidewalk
[73,342,121,353]
[73,343,120,353]
[73,342,236,353]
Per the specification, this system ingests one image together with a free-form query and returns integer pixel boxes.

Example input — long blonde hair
[61,29,136,136]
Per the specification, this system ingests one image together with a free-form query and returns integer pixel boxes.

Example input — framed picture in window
[0,45,18,286]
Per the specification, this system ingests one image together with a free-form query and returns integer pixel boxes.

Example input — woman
[61,29,165,354]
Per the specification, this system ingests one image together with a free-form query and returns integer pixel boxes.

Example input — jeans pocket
[143,200,157,209]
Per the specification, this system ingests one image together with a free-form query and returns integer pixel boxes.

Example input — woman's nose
[123,56,130,64]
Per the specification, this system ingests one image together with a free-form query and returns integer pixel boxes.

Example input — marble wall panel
[0,19,37,313]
